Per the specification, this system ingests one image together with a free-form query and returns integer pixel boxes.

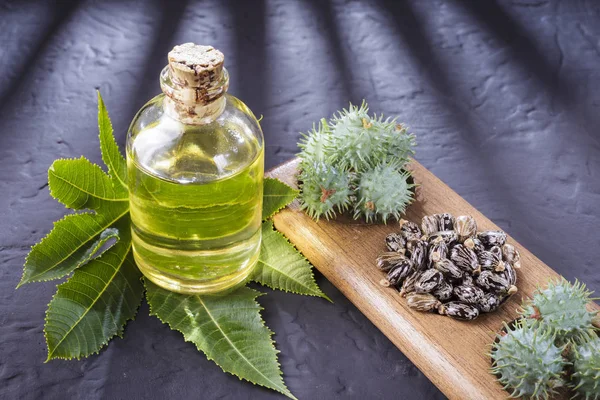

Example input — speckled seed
[475,270,510,293]
[406,293,442,312]
[385,259,414,286]
[434,259,463,280]
[502,243,521,268]
[433,281,454,301]
[455,215,477,241]
[376,252,407,272]
[428,230,459,246]
[421,215,439,236]
[477,292,501,313]
[490,245,502,260]
[428,239,448,266]
[464,237,485,254]
[438,302,480,321]
[477,249,501,271]
[399,219,422,242]
[399,270,421,297]
[450,244,479,273]
[502,261,517,286]
[409,240,428,271]
[477,231,507,248]
[385,232,406,253]
[434,213,456,231]
[461,274,474,286]
[453,285,485,305]
[415,269,444,293]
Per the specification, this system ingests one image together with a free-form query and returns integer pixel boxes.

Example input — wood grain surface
[268,158,599,400]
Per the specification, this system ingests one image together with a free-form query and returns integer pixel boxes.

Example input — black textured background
[1,1,599,399]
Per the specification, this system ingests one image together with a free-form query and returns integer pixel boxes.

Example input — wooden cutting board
[268,158,599,400]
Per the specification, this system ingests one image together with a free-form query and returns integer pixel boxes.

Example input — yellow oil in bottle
[126,43,264,294]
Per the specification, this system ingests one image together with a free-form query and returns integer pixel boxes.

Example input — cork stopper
[167,43,224,88]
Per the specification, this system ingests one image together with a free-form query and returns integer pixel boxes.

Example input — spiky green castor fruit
[298,162,351,221]
[491,319,567,399]
[328,102,416,171]
[571,337,600,399]
[519,279,598,344]
[353,162,414,223]
[298,118,332,163]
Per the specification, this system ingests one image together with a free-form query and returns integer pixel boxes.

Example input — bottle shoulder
[127,94,264,184]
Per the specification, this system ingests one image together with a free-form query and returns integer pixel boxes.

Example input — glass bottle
[126,43,264,294]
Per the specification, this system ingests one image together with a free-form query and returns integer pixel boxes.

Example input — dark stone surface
[1,0,599,399]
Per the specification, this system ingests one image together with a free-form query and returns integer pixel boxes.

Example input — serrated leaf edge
[44,245,141,361]
[262,177,299,221]
[254,221,332,302]
[97,91,128,191]
[145,282,297,399]
[18,210,130,287]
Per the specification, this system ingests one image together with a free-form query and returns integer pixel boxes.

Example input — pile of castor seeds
[377,214,520,321]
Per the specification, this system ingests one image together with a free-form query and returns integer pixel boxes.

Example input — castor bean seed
[477,249,501,271]
[399,270,421,297]
[434,213,456,231]
[434,259,463,280]
[450,244,479,273]
[476,270,511,293]
[385,259,414,286]
[502,261,517,286]
[415,269,444,293]
[421,215,439,236]
[428,240,448,266]
[428,230,458,246]
[409,240,428,271]
[385,232,406,253]
[406,293,442,312]
[399,219,422,242]
[376,252,407,272]
[433,281,454,301]
[455,215,477,241]
[477,292,501,313]
[477,230,507,248]
[464,237,485,254]
[502,243,521,269]
[453,284,485,305]
[438,302,480,321]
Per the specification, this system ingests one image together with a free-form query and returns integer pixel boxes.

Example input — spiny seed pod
[490,320,567,399]
[428,230,458,246]
[519,279,598,344]
[570,337,600,399]
[434,213,455,231]
[376,252,407,272]
[409,240,428,271]
[464,237,485,254]
[406,293,442,312]
[455,215,477,241]
[415,269,443,293]
[427,239,448,266]
[385,232,406,253]
[421,215,439,236]
[454,285,485,305]
[354,163,415,223]
[433,281,454,301]
[477,292,501,313]
[502,243,522,269]
[438,302,479,321]
[477,230,507,248]
[298,162,352,220]
[434,259,463,281]
[399,270,421,297]
[399,219,422,242]
[476,270,514,294]
[477,249,501,271]
[450,244,479,273]
[384,259,414,287]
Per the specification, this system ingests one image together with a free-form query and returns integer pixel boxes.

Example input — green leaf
[262,178,298,220]
[145,281,296,399]
[44,220,143,360]
[48,157,128,210]
[253,221,330,301]
[18,211,127,286]
[97,91,128,190]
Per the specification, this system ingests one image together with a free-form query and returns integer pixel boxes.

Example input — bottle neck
[160,65,229,125]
